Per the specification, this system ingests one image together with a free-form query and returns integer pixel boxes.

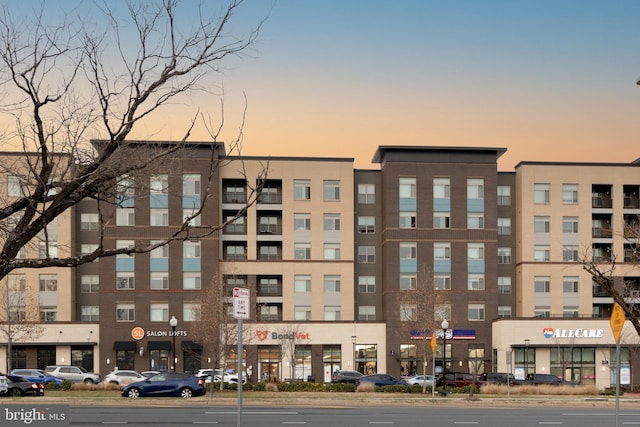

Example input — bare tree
[0,273,43,371]
[273,324,306,381]
[0,0,268,283]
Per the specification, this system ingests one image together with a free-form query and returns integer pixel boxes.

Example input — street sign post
[232,287,250,427]
[610,303,625,427]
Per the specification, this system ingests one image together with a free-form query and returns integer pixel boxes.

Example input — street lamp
[170,316,178,372]
[351,335,357,372]
[441,319,449,397]
[524,339,530,378]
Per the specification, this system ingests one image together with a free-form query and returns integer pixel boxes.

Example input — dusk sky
[6,1,640,170]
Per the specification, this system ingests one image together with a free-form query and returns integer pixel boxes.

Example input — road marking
[369,423,393,425]
[454,423,478,425]
[539,423,563,425]
[101,423,128,425]
[282,423,307,425]
[192,423,219,425]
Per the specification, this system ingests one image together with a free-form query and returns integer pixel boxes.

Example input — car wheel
[9,388,22,397]
[126,388,141,398]
[180,387,193,398]
[83,379,95,384]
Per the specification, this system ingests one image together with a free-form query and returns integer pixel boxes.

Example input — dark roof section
[225,155,354,163]
[90,139,226,155]
[515,160,640,169]
[372,146,507,165]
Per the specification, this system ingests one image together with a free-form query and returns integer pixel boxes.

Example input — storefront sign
[255,329,310,341]
[542,327,604,339]
[130,326,188,340]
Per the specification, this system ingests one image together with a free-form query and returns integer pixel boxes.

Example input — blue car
[10,369,63,386]
[356,374,408,387]
[121,372,206,398]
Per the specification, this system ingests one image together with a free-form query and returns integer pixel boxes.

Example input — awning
[113,341,137,351]
[181,341,202,351]
[147,341,171,351]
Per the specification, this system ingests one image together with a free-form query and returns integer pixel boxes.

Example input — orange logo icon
[131,327,145,341]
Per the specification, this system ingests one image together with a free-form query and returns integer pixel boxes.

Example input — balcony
[592,227,612,238]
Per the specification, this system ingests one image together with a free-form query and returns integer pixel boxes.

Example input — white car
[0,375,8,394]
[405,375,435,386]
[105,370,147,386]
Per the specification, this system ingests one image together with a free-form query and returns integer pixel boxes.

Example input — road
[4,405,638,426]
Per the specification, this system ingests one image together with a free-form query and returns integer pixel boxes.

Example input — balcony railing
[222,193,247,204]
[592,227,612,238]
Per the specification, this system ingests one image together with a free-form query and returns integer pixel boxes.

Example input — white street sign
[233,287,250,320]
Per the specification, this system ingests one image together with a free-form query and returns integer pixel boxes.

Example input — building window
[116,272,135,290]
[433,212,450,229]
[358,306,376,321]
[225,244,246,260]
[81,275,99,293]
[294,243,311,260]
[81,306,99,321]
[434,242,450,260]
[497,186,511,206]
[468,274,485,290]
[258,276,280,296]
[563,306,579,317]
[358,246,375,263]
[260,305,280,321]
[468,304,485,321]
[7,175,25,196]
[434,178,450,199]
[563,216,578,233]
[258,244,280,260]
[223,180,246,203]
[323,243,340,260]
[468,243,484,261]
[258,216,279,234]
[324,306,341,321]
[294,179,311,200]
[434,273,451,290]
[562,245,578,262]
[116,240,135,257]
[534,183,550,204]
[534,307,550,317]
[498,306,512,318]
[562,184,578,204]
[150,303,169,322]
[498,277,511,294]
[358,276,375,293]
[434,304,451,322]
[183,174,201,196]
[498,218,511,235]
[116,208,135,226]
[400,304,417,321]
[116,304,135,321]
[80,213,99,231]
[183,208,201,226]
[534,276,551,293]
[324,275,341,293]
[184,241,201,258]
[81,244,98,257]
[400,242,417,260]
[399,177,416,198]
[183,303,201,321]
[400,212,416,229]
[39,241,58,258]
[467,213,484,229]
[151,243,169,259]
[294,306,311,321]
[358,184,375,204]
[498,247,511,264]
[294,275,312,293]
[40,307,57,322]
[323,180,340,201]
[534,216,550,233]
[150,175,168,194]
[294,213,311,231]
[534,245,550,262]
[323,214,340,231]
[39,274,57,292]
[400,273,417,290]
[563,276,579,293]
[183,272,201,290]
[467,178,484,200]
[358,216,375,233]
[150,272,169,290]
[150,209,169,226]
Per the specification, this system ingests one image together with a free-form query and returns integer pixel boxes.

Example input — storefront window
[400,344,418,377]
[258,346,281,382]
[11,349,27,369]
[610,347,631,387]
[36,347,55,370]
[149,349,169,371]
[72,346,94,372]
[550,347,595,385]
[322,345,340,383]
[514,347,535,376]
[355,344,377,375]
[295,345,312,381]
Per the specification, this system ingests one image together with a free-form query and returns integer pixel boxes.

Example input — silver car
[105,370,147,386]
[44,365,101,384]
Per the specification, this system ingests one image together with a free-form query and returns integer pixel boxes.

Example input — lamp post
[524,339,530,378]
[351,335,357,372]
[170,316,178,372]
[441,319,449,397]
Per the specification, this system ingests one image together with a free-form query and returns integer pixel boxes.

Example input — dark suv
[331,370,363,384]
[515,373,574,386]
[436,372,478,389]
[478,372,515,385]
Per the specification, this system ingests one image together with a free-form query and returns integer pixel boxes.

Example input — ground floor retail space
[492,318,639,389]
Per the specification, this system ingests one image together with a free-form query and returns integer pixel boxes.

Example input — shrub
[44,382,60,391]
[265,382,278,392]
[324,383,356,392]
[60,380,73,391]
[355,382,375,393]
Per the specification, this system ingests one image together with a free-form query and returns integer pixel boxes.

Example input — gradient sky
[6,1,640,171]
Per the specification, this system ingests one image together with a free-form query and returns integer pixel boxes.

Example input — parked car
[514,373,575,386]
[1,375,45,396]
[121,372,206,398]
[356,374,408,388]
[478,372,515,385]
[105,370,147,386]
[331,370,363,384]
[44,365,101,384]
[436,372,478,389]
[405,375,434,387]
[10,369,64,386]
[0,375,8,394]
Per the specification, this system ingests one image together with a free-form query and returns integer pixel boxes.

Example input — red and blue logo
[543,328,554,338]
